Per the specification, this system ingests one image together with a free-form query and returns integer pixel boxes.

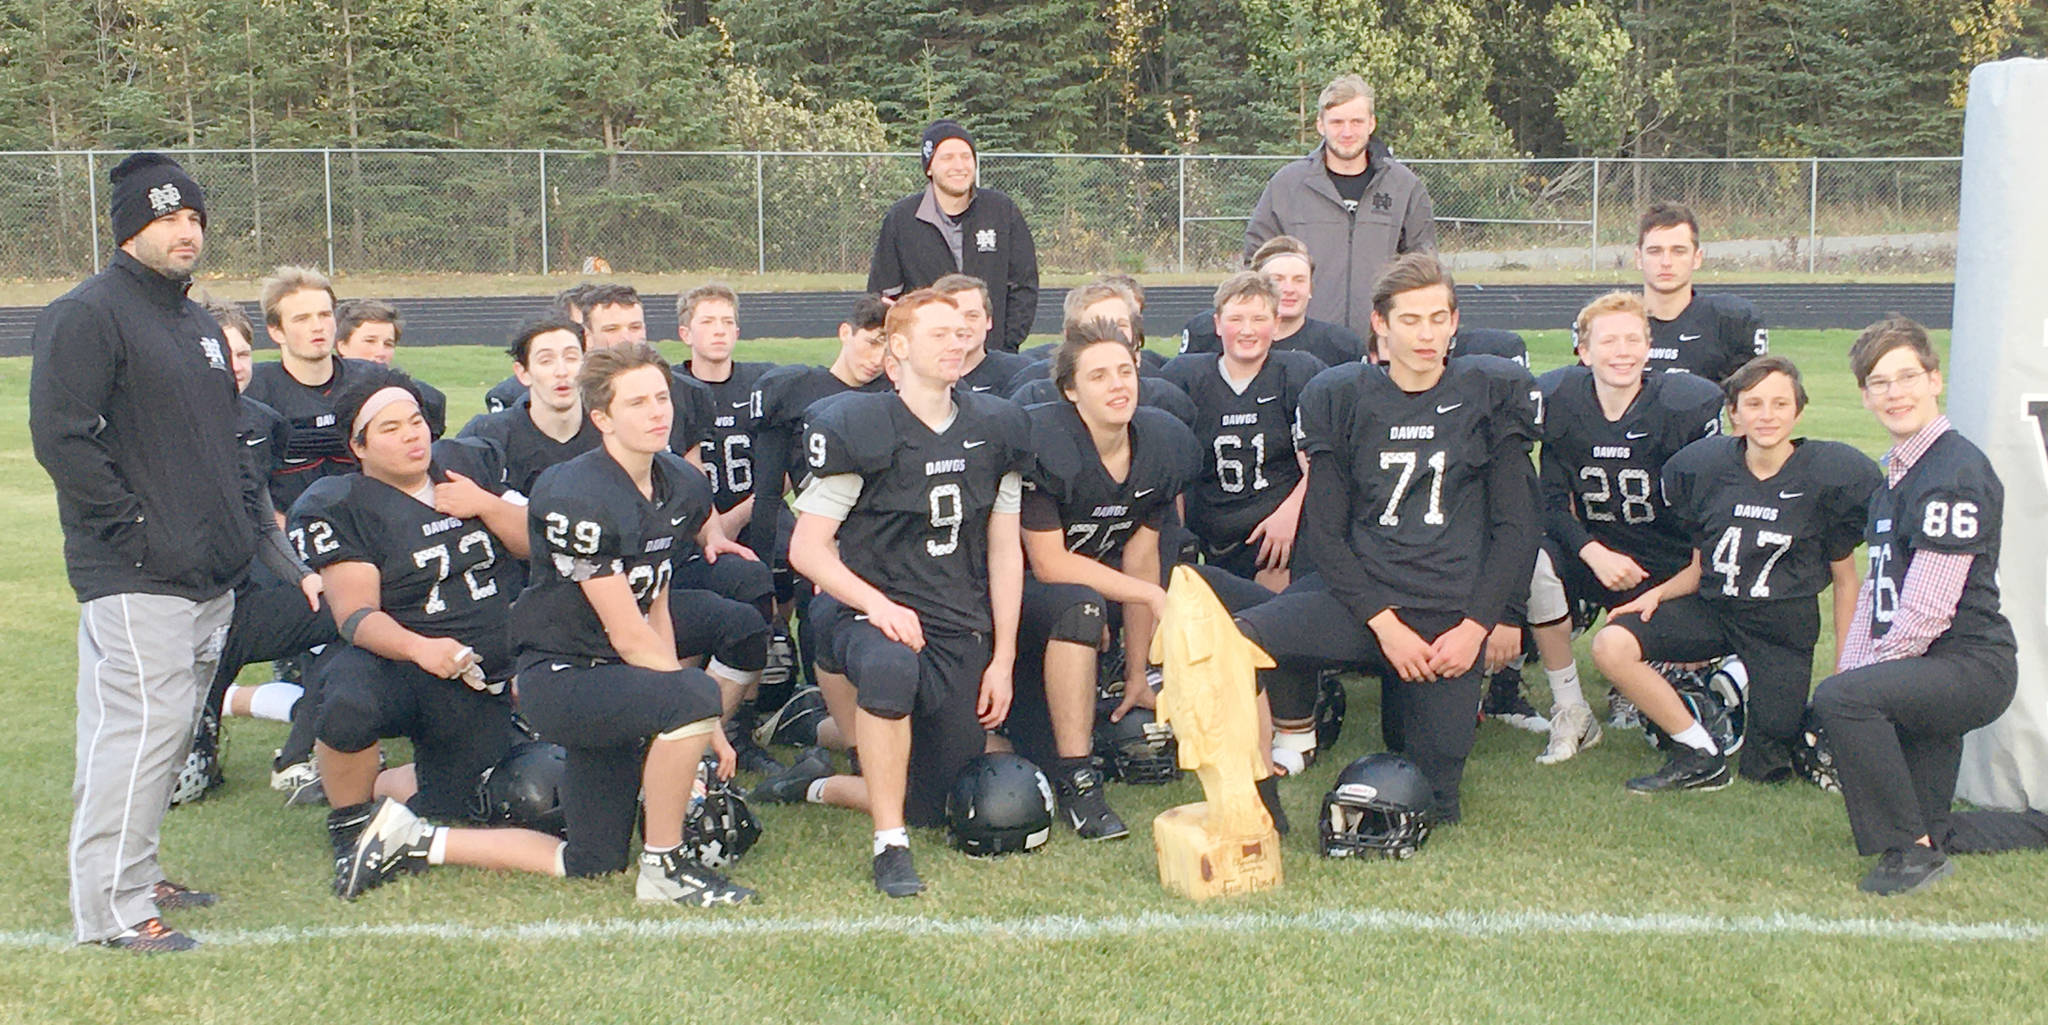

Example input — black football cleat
[103,917,199,953]
[1053,766,1129,841]
[1626,747,1732,794]
[872,845,925,898]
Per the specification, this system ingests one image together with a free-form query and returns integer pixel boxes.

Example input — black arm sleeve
[1468,440,1541,631]
[1540,443,1593,556]
[1300,452,1395,628]
[740,423,792,558]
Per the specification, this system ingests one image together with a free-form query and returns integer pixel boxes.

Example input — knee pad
[313,682,384,755]
[1049,591,1108,647]
[851,642,922,719]
[714,607,772,673]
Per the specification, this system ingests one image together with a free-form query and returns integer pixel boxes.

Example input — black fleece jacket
[867,186,1040,352]
[30,251,279,603]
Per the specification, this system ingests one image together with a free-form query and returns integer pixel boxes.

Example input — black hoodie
[31,251,264,602]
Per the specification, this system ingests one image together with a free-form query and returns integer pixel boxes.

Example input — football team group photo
[8,17,2048,1019]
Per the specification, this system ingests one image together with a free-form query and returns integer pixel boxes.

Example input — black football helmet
[1643,660,1746,755]
[1792,708,1840,793]
[685,759,763,869]
[1317,753,1434,859]
[1092,700,1180,784]
[946,753,1056,857]
[473,741,568,836]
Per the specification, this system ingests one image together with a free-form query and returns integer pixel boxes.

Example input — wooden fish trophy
[1148,565,1283,899]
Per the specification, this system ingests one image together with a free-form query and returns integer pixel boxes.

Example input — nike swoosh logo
[244,436,266,447]
[1778,491,1804,499]
[970,385,994,393]
[1133,488,1156,498]
[671,515,689,526]
[1436,403,1463,414]
[1256,395,1279,404]
[1678,333,1702,341]
[963,440,987,449]
[550,662,572,672]
[731,400,750,409]
[1624,430,1648,440]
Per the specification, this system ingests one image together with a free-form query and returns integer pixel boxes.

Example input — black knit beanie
[109,152,207,244]
[920,120,976,175]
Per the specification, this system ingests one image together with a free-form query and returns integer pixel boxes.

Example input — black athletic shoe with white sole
[872,845,925,898]
[750,746,834,804]
[1858,845,1953,896]
[1625,747,1732,794]
[335,798,433,899]
[1054,766,1129,841]
[636,847,754,907]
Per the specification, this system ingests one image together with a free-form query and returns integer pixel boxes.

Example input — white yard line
[6,906,2048,951]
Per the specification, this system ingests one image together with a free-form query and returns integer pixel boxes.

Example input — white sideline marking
[5,907,2048,951]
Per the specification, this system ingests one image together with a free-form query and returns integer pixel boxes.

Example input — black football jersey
[802,391,1031,635]
[1008,367,1199,427]
[1297,357,1539,614]
[1449,328,1529,367]
[1539,366,1724,579]
[681,361,775,512]
[457,399,602,498]
[1661,436,1879,603]
[1648,291,1767,382]
[1864,430,2014,657]
[1178,311,1365,368]
[244,357,380,512]
[287,462,521,679]
[483,374,525,413]
[410,376,449,439]
[665,372,717,465]
[960,349,1034,397]
[236,396,289,492]
[1157,350,1324,545]
[1021,403,1199,566]
[512,449,713,665]
[741,363,891,556]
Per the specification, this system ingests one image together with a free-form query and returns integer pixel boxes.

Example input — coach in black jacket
[867,120,1040,352]
[30,153,309,952]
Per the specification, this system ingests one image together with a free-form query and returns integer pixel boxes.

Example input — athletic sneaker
[150,879,217,911]
[1054,765,1129,841]
[872,845,925,898]
[749,746,834,804]
[1625,747,1732,794]
[270,756,317,794]
[335,798,432,899]
[103,917,198,953]
[1483,670,1550,733]
[1254,775,1290,835]
[753,687,826,749]
[1537,702,1602,765]
[726,718,784,775]
[1859,846,1953,896]
[636,847,753,907]
[1606,693,1644,731]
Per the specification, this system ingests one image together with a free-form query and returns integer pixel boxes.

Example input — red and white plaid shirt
[1837,415,1974,672]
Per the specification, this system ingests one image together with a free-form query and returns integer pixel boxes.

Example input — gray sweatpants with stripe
[69,591,233,943]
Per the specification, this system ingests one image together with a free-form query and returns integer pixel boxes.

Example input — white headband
[352,386,418,437]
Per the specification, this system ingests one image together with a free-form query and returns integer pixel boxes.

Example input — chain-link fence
[0,150,1960,281]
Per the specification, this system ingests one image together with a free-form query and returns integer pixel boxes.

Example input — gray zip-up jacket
[1243,137,1437,337]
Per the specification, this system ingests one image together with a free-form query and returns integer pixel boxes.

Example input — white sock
[805,778,830,804]
[553,842,567,877]
[873,828,909,856]
[1671,722,1719,754]
[1545,665,1584,708]
[426,827,450,865]
[227,681,303,722]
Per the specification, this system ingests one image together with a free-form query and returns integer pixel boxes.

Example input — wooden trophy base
[1153,802,1283,900]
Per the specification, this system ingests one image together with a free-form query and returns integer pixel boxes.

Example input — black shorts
[811,594,992,828]
[666,588,771,672]
[1609,594,1820,779]
[1546,535,1663,622]
[312,645,521,821]
[516,658,724,877]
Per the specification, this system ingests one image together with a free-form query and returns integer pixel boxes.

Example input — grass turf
[4,328,2046,1025]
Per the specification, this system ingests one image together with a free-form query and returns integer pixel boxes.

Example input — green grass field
[4,328,2045,1025]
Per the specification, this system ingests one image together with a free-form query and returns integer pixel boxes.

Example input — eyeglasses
[1862,368,1929,395]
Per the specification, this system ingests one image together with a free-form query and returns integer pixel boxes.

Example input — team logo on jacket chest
[1371,192,1393,213]
[975,229,998,252]
[198,336,226,372]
